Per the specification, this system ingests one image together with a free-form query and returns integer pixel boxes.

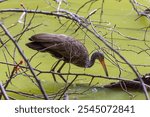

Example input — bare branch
[0,82,9,100]
[0,22,49,100]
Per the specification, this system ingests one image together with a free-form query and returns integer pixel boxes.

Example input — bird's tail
[26,42,44,51]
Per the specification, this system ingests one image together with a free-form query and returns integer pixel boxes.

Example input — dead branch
[100,0,105,22]
[130,0,150,19]
[104,74,150,90]
[0,22,49,100]
[1,60,150,89]
[76,0,98,14]
[0,82,9,100]
[58,75,78,99]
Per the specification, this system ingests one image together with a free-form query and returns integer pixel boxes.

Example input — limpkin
[26,33,108,82]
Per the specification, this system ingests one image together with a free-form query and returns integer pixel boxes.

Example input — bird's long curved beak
[99,60,108,76]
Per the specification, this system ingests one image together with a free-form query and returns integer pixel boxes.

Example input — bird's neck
[86,53,97,68]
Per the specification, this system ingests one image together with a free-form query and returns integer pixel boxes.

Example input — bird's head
[92,52,108,76]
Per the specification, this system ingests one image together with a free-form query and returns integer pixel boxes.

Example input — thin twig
[0,22,49,100]
[58,75,78,100]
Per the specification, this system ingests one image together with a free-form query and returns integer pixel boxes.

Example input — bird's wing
[41,40,89,66]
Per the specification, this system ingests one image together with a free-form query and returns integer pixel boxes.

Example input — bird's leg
[57,62,67,83]
[51,59,62,71]
[51,59,61,82]
[57,62,66,72]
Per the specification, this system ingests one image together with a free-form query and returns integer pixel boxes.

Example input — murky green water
[0,0,150,99]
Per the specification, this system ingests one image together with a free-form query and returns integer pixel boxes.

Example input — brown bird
[26,33,108,82]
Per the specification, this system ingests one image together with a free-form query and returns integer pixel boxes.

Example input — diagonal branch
[0,22,49,100]
[0,82,9,100]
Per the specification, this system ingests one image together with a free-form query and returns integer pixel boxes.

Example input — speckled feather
[26,33,89,67]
